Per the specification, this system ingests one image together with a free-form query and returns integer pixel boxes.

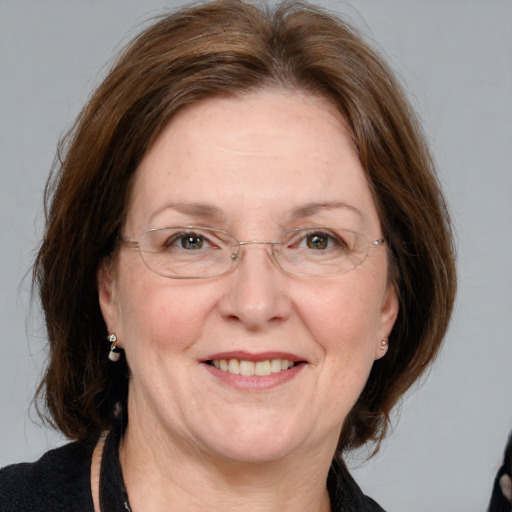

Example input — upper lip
[203,351,306,363]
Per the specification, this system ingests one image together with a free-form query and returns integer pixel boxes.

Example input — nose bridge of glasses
[230,240,281,266]
[237,240,281,247]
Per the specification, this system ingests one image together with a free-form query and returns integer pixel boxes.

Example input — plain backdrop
[1,1,511,511]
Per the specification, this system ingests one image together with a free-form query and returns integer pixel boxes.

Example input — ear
[97,259,120,338]
[374,284,399,360]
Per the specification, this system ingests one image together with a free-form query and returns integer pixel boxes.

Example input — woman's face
[99,90,398,464]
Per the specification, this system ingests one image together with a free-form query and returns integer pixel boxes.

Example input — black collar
[99,418,131,512]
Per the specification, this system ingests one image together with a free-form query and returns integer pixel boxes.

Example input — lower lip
[203,362,306,391]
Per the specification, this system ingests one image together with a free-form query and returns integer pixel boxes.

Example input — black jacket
[0,431,385,512]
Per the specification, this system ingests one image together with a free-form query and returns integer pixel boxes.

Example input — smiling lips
[209,358,296,376]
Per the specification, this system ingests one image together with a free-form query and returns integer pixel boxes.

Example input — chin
[192,414,325,465]
[207,437,304,465]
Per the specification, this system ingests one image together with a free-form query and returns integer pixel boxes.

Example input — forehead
[127,89,380,234]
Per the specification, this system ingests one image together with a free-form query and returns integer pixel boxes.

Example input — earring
[107,333,121,362]
[380,338,388,350]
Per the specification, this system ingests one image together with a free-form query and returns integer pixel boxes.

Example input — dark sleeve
[0,441,95,512]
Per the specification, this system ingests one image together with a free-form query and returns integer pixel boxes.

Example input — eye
[305,232,329,250]
[300,230,347,251]
[166,231,210,250]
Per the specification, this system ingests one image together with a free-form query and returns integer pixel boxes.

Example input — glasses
[119,226,385,279]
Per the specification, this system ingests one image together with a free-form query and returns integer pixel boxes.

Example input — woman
[0,1,456,510]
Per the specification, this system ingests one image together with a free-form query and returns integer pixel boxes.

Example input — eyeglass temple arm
[117,236,139,248]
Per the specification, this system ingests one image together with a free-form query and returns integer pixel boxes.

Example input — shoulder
[0,440,95,512]
[328,456,387,512]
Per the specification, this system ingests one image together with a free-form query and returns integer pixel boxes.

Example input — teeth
[211,358,296,376]
[270,359,282,373]
[239,360,254,376]
[228,359,240,374]
[255,360,271,376]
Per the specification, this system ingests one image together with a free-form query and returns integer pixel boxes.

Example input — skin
[98,89,398,511]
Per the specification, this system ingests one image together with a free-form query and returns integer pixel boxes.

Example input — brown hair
[34,0,456,452]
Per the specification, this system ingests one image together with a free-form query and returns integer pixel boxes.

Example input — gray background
[1,1,511,510]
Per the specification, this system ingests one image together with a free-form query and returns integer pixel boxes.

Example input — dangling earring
[107,333,121,362]
[380,338,388,351]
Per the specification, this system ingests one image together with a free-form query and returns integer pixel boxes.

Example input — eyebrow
[149,201,362,225]
[149,202,227,224]
[287,202,363,221]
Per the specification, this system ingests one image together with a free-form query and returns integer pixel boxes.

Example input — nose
[218,243,292,330]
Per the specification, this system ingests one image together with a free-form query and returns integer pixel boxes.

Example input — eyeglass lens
[135,226,378,279]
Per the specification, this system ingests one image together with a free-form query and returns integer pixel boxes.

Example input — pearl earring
[380,339,388,350]
[107,333,121,362]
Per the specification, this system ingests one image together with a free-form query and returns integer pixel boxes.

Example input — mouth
[206,358,301,377]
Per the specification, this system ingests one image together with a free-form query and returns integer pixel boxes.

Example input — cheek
[295,281,384,428]
[114,267,215,357]
[298,273,386,389]
[304,279,383,345]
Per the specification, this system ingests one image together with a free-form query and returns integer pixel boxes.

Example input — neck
[118,407,335,512]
